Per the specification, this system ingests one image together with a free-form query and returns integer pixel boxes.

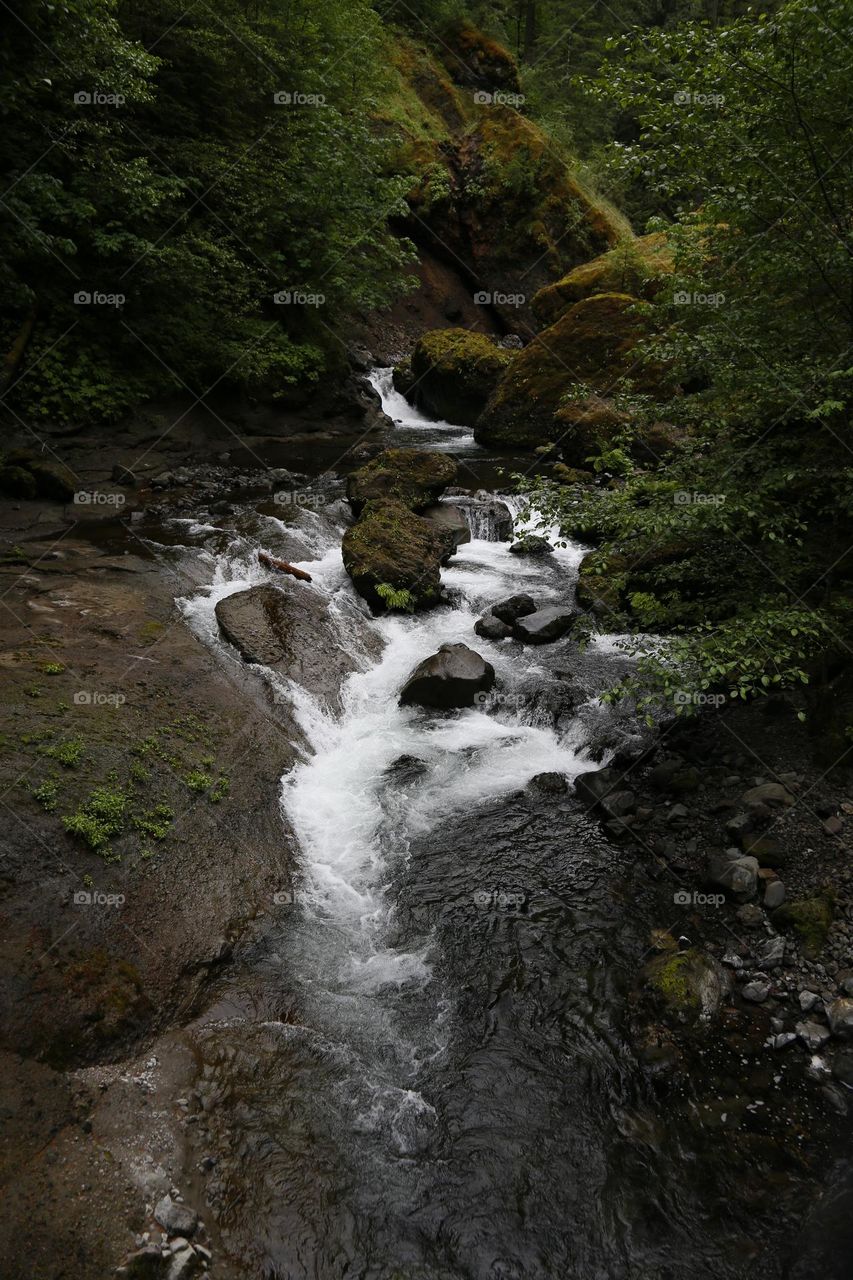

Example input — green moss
[346,447,457,515]
[532,232,673,325]
[649,951,698,1009]
[40,737,85,767]
[409,329,515,426]
[342,499,445,613]
[772,893,835,959]
[63,785,128,853]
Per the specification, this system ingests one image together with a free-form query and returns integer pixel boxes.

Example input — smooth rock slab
[399,643,495,710]
[512,606,575,644]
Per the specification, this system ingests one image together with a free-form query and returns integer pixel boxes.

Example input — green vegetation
[63,786,128,854]
[376,583,417,613]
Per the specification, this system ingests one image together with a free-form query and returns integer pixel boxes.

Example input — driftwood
[258,550,312,583]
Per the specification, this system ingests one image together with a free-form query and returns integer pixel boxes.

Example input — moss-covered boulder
[439,19,521,93]
[0,450,77,502]
[772,893,835,959]
[575,550,628,619]
[644,948,729,1025]
[346,448,458,517]
[341,499,445,613]
[406,328,515,425]
[475,293,661,457]
[532,232,673,327]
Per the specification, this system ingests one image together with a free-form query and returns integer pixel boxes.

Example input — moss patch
[342,499,445,613]
[772,893,835,959]
[532,232,673,326]
[346,447,457,516]
[408,328,514,425]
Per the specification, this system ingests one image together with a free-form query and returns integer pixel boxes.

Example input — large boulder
[1,450,77,502]
[513,605,575,644]
[406,329,515,426]
[399,643,495,709]
[214,583,367,699]
[341,499,445,613]
[531,232,673,326]
[420,502,471,557]
[475,293,664,456]
[346,448,457,517]
[491,593,536,624]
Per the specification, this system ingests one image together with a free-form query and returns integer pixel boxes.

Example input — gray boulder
[154,1195,198,1238]
[400,643,495,710]
[475,615,512,641]
[509,534,554,555]
[707,853,759,901]
[828,998,853,1040]
[513,606,575,644]
[421,502,471,556]
[491,593,537,624]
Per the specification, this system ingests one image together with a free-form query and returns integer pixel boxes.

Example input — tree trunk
[1,302,37,396]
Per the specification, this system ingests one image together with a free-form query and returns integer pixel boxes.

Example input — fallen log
[258,550,312,583]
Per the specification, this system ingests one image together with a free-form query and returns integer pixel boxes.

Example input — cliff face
[373,28,629,336]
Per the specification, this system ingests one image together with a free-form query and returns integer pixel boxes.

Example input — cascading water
[163,375,771,1280]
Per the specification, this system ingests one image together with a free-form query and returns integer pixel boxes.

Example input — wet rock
[772,893,835,959]
[116,1245,167,1277]
[112,463,137,486]
[820,1083,848,1116]
[741,782,794,808]
[736,903,765,929]
[154,1195,198,1238]
[509,534,553,555]
[832,1049,853,1088]
[420,502,471,556]
[399,643,495,710]
[408,329,514,425]
[799,990,820,1013]
[644,948,729,1024]
[742,975,772,1003]
[342,499,445,613]
[763,879,786,910]
[757,937,786,971]
[774,1032,797,1049]
[528,772,569,795]
[491,593,537,624]
[707,854,759,901]
[828,998,853,1040]
[346,448,457,516]
[512,606,575,644]
[474,615,513,641]
[796,1021,832,1050]
[574,766,622,813]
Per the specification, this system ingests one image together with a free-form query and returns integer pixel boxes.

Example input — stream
[162,373,806,1279]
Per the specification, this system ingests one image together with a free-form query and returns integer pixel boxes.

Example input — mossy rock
[346,447,457,517]
[341,499,445,613]
[551,463,595,485]
[30,459,77,502]
[644,948,728,1025]
[476,293,663,456]
[772,893,835,959]
[408,328,515,426]
[532,232,673,326]
[0,465,38,499]
[575,550,628,617]
[439,19,521,92]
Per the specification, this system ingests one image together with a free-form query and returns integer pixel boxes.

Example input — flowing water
[164,375,813,1279]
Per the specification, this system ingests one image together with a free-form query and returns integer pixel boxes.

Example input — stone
[112,463,137,486]
[742,979,772,1003]
[407,329,514,426]
[491,593,537,625]
[772,894,835,959]
[756,937,786,971]
[421,502,471,556]
[828,998,853,1040]
[154,1196,198,1239]
[666,803,689,823]
[528,772,569,795]
[399,643,495,710]
[796,1021,832,1050]
[512,606,575,644]
[474,615,512,641]
[774,1033,797,1050]
[832,1049,853,1088]
[342,499,445,613]
[763,880,786,910]
[644,948,729,1024]
[824,815,844,837]
[799,990,819,1013]
[346,448,458,516]
[707,854,759,901]
[166,1246,200,1280]
[736,903,765,929]
[117,1246,167,1277]
[741,782,793,808]
[721,953,744,969]
[574,767,622,813]
[509,534,554,556]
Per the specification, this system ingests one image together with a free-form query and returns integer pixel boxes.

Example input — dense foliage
[1,0,414,422]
